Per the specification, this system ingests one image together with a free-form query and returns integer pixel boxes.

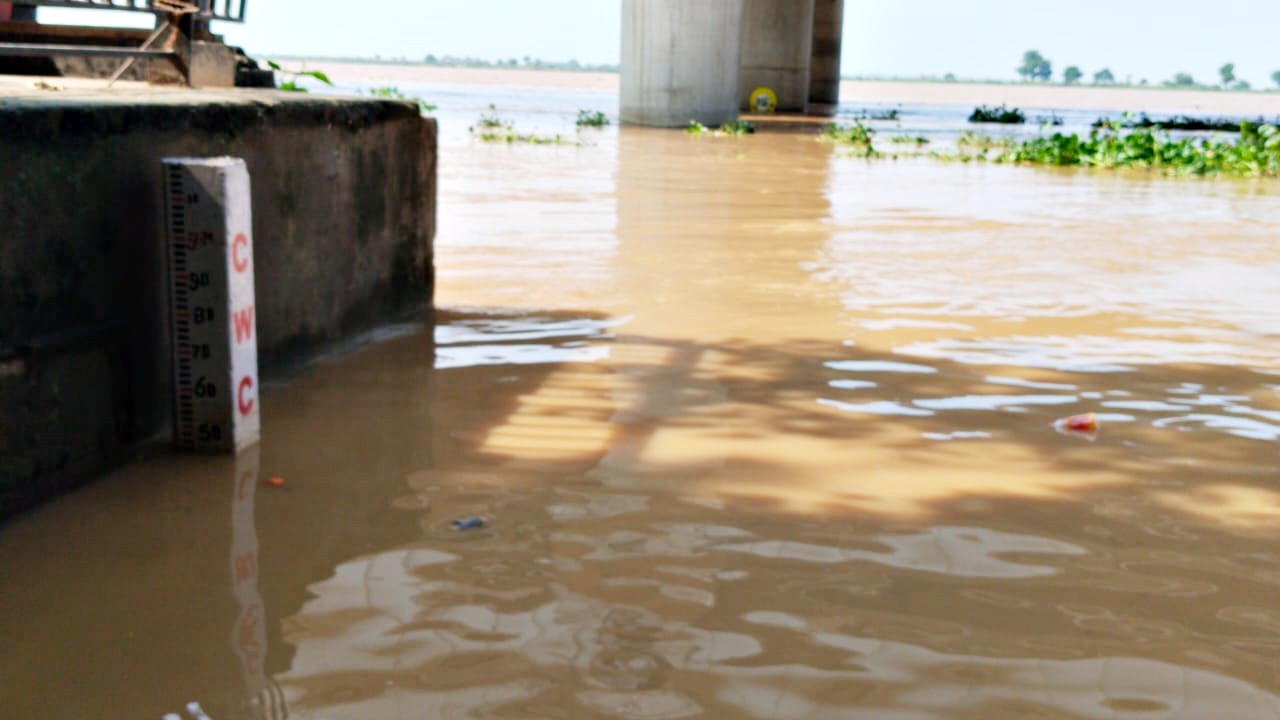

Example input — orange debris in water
[1057,413,1099,433]
[265,476,286,488]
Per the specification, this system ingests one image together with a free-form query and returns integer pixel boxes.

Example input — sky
[37,0,1280,88]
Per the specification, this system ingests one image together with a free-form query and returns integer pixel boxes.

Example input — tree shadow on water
[576,330,1279,526]
[236,309,1280,716]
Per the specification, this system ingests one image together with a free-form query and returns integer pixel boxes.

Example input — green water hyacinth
[367,86,437,114]
[576,109,610,128]
[968,104,1026,124]
[821,122,878,157]
[469,104,580,145]
[685,119,756,136]
[997,122,1280,176]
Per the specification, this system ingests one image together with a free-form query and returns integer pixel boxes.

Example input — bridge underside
[621,0,844,127]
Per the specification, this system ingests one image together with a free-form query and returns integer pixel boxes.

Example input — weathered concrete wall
[740,0,815,112]
[0,91,436,517]
[620,0,745,127]
[808,0,844,106]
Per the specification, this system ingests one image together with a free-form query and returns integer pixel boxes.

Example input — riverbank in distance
[843,79,1280,116]
[274,59,1280,116]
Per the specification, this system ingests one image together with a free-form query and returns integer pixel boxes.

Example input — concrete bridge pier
[808,0,845,107]
[620,0,746,128]
[739,0,815,113]
[621,0,844,127]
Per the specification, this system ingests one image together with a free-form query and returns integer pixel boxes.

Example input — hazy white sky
[39,0,1280,87]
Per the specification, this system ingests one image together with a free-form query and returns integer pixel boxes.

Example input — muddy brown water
[5,118,1280,719]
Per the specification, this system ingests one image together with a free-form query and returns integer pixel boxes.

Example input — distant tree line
[1012,50,1280,90]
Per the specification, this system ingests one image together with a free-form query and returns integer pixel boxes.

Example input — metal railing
[0,0,250,84]
[7,1,246,23]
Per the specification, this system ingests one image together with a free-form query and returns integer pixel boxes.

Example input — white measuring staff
[164,157,260,453]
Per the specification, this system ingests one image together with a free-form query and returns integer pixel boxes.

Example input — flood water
[5,81,1280,719]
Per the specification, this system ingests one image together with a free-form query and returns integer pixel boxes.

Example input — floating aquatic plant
[995,122,1280,176]
[820,122,878,157]
[968,104,1026,124]
[367,86,437,114]
[1090,113,1273,133]
[849,108,900,121]
[827,113,1280,177]
[685,119,756,136]
[470,104,577,145]
[575,109,610,128]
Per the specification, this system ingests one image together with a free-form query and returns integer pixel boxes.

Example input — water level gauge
[163,157,260,453]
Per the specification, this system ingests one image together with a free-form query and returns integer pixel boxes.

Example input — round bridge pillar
[740,0,816,113]
[620,0,746,128]
[809,0,844,106]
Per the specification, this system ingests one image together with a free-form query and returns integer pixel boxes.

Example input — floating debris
[452,516,487,531]
[1054,412,1099,439]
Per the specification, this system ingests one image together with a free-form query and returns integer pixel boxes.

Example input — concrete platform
[1,78,437,518]
[739,107,839,133]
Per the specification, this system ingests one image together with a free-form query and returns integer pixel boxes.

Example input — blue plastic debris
[452,516,486,530]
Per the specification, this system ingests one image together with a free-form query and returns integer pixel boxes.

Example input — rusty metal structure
[0,1,250,85]
[8,1,243,22]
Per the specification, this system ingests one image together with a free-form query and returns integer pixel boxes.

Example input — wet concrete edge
[0,94,437,519]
